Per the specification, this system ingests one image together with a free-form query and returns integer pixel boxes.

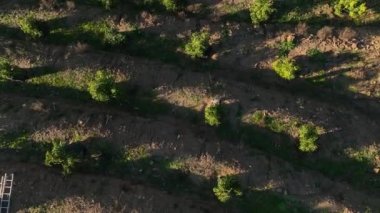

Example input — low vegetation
[271,57,299,80]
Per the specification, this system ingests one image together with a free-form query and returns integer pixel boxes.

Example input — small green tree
[88,70,118,102]
[213,176,243,203]
[18,15,43,39]
[161,0,178,11]
[184,31,210,59]
[45,141,79,175]
[298,124,319,152]
[271,57,299,80]
[249,0,276,25]
[205,104,222,126]
[333,0,367,20]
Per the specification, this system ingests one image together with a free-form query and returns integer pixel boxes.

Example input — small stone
[66,1,75,10]
[352,43,358,50]
[374,168,380,174]
[211,53,219,61]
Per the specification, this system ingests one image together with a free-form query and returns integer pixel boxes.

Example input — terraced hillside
[0,0,379,212]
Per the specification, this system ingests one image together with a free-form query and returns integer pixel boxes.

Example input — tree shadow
[294,51,361,75]
[220,8,250,23]
[0,24,25,40]
[13,66,60,81]
[0,0,39,10]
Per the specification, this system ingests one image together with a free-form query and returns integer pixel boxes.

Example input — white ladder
[0,173,13,213]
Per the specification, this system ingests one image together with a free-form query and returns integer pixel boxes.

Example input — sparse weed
[166,159,185,170]
[345,145,379,167]
[124,145,149,161]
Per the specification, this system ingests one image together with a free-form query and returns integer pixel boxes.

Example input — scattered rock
[211,53,219,61]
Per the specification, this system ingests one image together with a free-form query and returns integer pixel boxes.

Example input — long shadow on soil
[294,51,361,74]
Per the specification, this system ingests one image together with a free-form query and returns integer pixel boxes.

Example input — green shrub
[213,175,243,203]
[249,0,276,25]
[0,57,12,81]
[88,70,118,102]
[271,57,299,80]
[161,0,178,11]
[205,104,222,126]
[333,0,367,20]
[18,16,43,39]
[184,31,210,59]
[278,40,295,56]
[298,124,319,152]
[44,141,79,175]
